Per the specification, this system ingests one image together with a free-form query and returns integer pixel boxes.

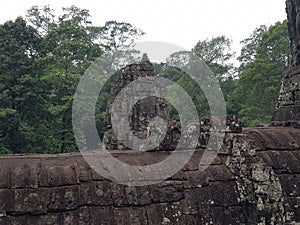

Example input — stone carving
[103,54,180,150]
[103,54,242,151]
[1,1,300,224]
[272,0,300,126]
[286,0,300,67]
[1,128,300,224]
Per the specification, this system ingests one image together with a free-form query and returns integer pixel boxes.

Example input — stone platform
[0,126,299,224]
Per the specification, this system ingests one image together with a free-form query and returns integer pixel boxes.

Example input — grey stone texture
[0,127,300,224]
[103,55,242,151]
[286,0,300,67]
[272,0,300,125]
[103,56,173,150]
[1,1,300,224]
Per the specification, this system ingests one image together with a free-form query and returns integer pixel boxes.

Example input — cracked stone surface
[0,1,300,224]
[0,127,300,224]
[272,0,300,125]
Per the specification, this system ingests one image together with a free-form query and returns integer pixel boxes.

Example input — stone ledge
[0,127,299,224]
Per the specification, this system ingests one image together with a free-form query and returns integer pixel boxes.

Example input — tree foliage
[192,36,235,78]
[0,5,144,154]
[98,21,145,51]
[0,4,291,154]
[228,20,290,127]
[0,17,47,153]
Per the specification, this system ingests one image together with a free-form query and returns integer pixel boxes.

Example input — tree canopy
[0,5,145,154]
[0,5,291,154]
[227,20,290,126]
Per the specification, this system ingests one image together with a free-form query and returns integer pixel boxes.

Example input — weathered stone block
[79,181,113,206]
[89,206,115,224]
[47,186,79,212]
[113,207,147,225]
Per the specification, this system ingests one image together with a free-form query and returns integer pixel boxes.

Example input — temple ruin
[103,54,180,151]
[0,0,300,224]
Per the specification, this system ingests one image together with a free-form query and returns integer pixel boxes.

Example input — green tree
[192,36,235,78]
[238,25,268,66]
[41,6,103,153]
[94,21,145,71]
[0,5,150,154]
[98,21,145,51]
[0,17,47,153]
[228,20,290,127]
[164,37,235,122]
[26,5,57,36]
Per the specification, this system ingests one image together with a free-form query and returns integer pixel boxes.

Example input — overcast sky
[0,0,287,56]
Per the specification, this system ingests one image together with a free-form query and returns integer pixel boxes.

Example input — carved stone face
[103,61,172,150]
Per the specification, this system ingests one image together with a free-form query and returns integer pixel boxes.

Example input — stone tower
[272,0,300,126]
[103,54,180,150]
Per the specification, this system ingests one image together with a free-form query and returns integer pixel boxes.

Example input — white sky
[0,0,287,56]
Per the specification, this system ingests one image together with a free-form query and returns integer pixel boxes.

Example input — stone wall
[286,0,300,67]
[272,66,300,126]
[272,0,300,125]
[0,1,300,224]
[0,127,300,224]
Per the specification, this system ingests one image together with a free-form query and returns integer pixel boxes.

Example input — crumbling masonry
[0,1,300,224]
